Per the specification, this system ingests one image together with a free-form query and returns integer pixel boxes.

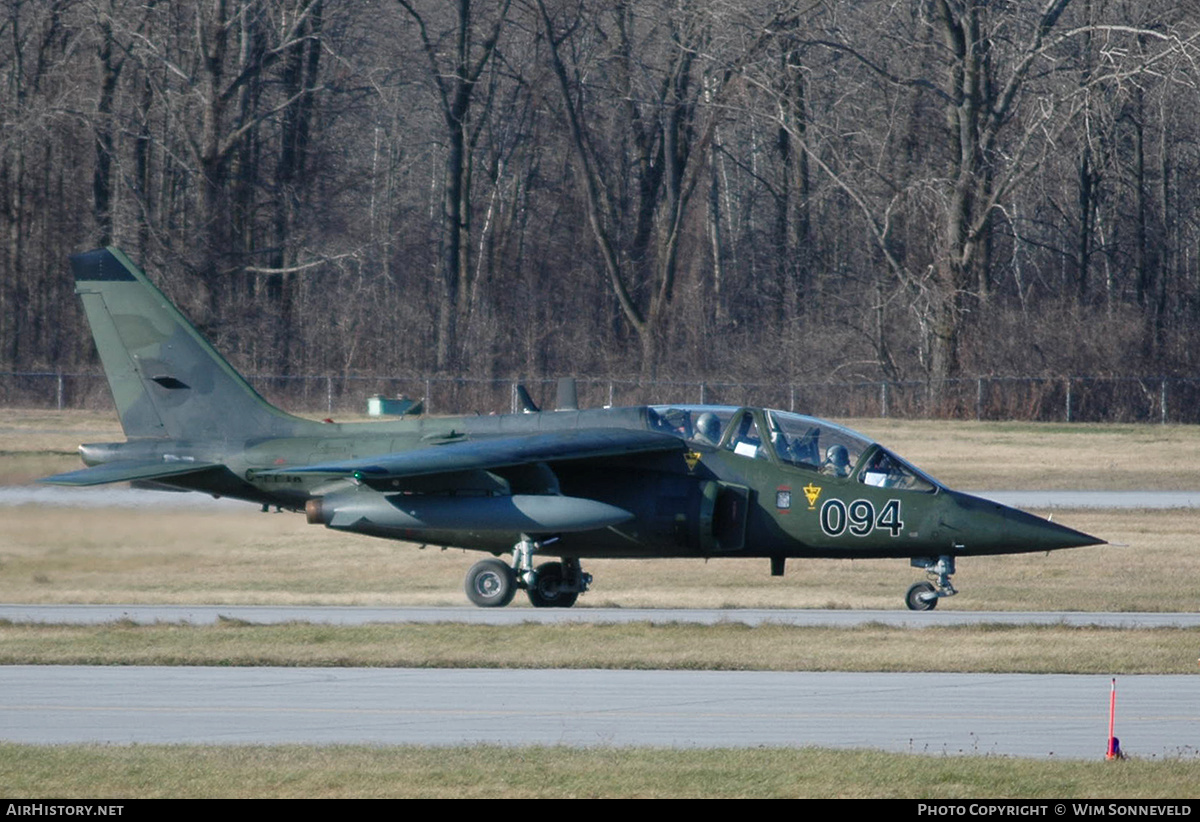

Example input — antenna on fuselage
[515,384,540,413]
[555,378,579,411]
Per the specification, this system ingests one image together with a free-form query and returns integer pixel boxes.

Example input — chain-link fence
[4,370,1199,424]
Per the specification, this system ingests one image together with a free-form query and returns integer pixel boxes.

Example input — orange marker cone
[1105,678,1124,760]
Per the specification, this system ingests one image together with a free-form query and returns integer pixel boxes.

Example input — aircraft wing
[259,428,684,481]
[39,459,222,487]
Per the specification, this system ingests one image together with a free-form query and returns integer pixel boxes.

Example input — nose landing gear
[905,555,958,611]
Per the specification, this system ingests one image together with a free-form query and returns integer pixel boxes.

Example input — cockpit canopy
[648,405,939,492]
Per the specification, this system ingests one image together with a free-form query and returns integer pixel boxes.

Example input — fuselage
[79,404,1102,562]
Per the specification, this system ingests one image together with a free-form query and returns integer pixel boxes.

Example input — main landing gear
[464,536,592,608]
[905,555,958,611]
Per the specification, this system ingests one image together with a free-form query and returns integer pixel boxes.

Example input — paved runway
[5,603,1200,627]
[2,666,1195,759]
[3,610,1197,760]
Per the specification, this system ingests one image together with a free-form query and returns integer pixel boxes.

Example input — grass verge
[2,621,1199,673]
[1,743,1197,798]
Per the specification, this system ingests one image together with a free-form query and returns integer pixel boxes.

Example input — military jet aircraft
[42,248,1104,610]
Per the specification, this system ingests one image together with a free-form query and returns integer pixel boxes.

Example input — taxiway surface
[3,665,1195,759]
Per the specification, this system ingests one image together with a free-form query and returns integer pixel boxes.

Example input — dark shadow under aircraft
[42,248,1105,609]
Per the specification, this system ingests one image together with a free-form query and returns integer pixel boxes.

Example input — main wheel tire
[905,581,938,611]
[526,561,579,608]
[465,559,516,607]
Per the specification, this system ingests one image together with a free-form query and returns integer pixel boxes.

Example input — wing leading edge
[39,459,222,487]
[257,427,684,482]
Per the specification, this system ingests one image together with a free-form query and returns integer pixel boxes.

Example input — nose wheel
[906,555,958,611]
[905,581,936,610]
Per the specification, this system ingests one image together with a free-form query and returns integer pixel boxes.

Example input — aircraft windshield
[648,406,737,447]
[762,409,871,476]
[649,406,877,477]
[858,447,939,492]
[724,410,771,460]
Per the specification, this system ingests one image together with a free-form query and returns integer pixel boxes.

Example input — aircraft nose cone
[943,491,1105,554]
[1000,505,1105,552]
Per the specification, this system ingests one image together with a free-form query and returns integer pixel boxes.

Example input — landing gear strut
[463,536,592,608]
[906,555,958,611]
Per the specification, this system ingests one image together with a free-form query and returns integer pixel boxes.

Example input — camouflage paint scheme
[43,248,1104,609]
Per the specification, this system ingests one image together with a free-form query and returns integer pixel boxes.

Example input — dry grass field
[850,417,1200,491]
[2,743,1198,798]
[2,620,1198,674]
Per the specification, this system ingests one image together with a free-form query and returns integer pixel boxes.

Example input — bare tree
[398,0,511,372]
[749,0,1196,389]
[536,0,781,379]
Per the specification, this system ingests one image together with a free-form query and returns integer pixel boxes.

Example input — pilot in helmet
[694,412,721,446]
[822,444,851,477]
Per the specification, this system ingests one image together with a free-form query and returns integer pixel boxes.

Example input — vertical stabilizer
[71,247,318,441]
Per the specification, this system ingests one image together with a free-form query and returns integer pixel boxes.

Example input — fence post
[326,375,333,416]
[1065,377,1072,423]
[976,377,983,421]
[1161,378,1168,425]
[789,384,796,412]
[880,381,888,418]
[700,382,707,404]
[56,370,64,411]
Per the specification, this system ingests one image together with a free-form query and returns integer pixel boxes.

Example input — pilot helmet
[695,412,721,443]
[826,444,850,472]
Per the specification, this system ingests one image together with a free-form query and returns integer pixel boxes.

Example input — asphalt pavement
[2,665,1193,759]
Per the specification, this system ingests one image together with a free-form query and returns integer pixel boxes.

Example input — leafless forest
[4,0,1200,416]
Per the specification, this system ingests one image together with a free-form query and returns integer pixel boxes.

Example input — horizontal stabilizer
[258,428,683,482]
[39,459,220,487]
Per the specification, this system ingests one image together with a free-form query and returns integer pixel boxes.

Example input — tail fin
[71,247,318,441]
